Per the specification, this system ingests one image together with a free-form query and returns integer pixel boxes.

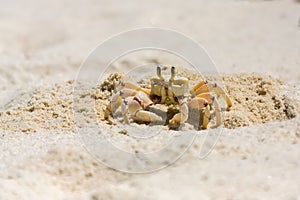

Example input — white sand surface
[1,0,300,199]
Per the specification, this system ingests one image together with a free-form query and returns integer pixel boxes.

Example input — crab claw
[104,92,122,120]
[118,81,150,95]
[133,110,163,123]
[128,99,162,123]
[169,100,189,125]
[135,91,153,108]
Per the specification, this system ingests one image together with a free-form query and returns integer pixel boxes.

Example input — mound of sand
[0,70,298,134]
[222,74,297,128]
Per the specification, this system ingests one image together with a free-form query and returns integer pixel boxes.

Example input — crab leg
[169,99,189,125]
[195,92,221,125]
[104,92,122,119]
[121,99,130,124]
[188,97,209,110]
[104,88,138,119]
[196,92,214,104]
[188,97,211,129]
[210,84,232,109]
[134,110,163,123]
[135,91,153,108]
[190,80,208,95]
[190,82,232,109]
[190,83,209,96]
[117,81,150,95]
[202,105,211,129]
[212,98,221,127]
[128,99,162,123]
[188,96,222,128]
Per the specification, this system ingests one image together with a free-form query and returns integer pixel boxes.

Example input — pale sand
[1,0,300,199]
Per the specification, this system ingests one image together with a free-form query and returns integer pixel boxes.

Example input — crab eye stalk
[170,66,176,81]
[156,65,163,80]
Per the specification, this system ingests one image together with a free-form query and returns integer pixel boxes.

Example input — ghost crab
[104,66,232,129]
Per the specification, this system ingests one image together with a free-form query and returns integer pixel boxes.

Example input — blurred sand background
[0,0,300,199]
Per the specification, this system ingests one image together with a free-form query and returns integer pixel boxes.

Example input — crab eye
[156,65,162,78]
[171,66,176,79]
[171,66,175,72]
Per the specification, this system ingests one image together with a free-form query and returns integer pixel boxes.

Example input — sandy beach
[1,0,300,199]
